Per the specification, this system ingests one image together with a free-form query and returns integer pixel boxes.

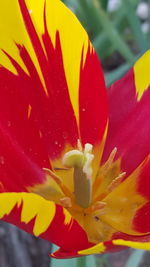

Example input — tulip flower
[0,0,150,259]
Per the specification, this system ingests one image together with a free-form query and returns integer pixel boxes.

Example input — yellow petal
[134,50,150,100]
[113,239,150,250]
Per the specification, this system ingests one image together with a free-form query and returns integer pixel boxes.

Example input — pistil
[62,142,94,208]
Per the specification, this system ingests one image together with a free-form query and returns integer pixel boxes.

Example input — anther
[102,147,117,173]
[107,172,126,192]
[43,168,73,199]
[43,168,62,184]
[60,197,72,208]
[91,201,106,212]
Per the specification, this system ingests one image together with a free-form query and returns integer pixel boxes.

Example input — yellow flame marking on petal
[0,193,56,236]
[63,208,72,226]
[113,239,150,250]
[0,0,45,91]
[0,194,21,218]
[20,193,56,236]
[134,50,150,100]
[78,242,106,255]
[0,0,91,122]
[45,0,89,122]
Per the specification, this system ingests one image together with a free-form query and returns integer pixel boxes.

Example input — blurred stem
[76,257,86,267]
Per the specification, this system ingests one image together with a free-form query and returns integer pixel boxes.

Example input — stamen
[102,147,117,173]
[60,197,72,208]
[43,168,73,199]
[91,201,106,212]
[77,139,83,152]
[43,168,62,184]
[107,172,126,192]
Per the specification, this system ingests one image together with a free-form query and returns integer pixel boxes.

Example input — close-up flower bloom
[0,0,150,259]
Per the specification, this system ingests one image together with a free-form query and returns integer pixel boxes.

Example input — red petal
[103,67,150,176]
[0,124,45,191]
[79,45,107,146]
[134,204,150,234]
[133,158,150,233]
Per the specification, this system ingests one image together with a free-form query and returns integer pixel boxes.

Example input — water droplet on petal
[0,156,5,165]
[7,121,11,127]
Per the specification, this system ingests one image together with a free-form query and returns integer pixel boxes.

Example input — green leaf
[125,249,145,267]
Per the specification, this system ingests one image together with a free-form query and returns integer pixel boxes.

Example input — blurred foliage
[125,250,146,267]
[62,0,150,87]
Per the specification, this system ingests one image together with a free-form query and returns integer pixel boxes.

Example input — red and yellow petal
[99,156,150,236]
[77,233,150,257]
[76,238,150,257]
[0,0,107,190]
[112,239,150,251]
[103,50,150,176]
[0,192,90,252]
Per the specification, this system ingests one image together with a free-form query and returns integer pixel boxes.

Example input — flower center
[59,142,126,243]
[31,141,126,244]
